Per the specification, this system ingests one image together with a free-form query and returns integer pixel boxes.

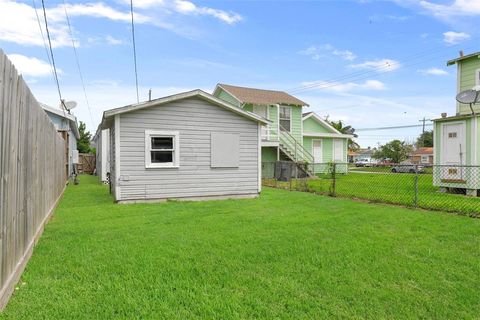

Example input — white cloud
[0,1,143,47]
[300,79,386,93]
[332,49,357,61]
[443,31,470,45]
[122,0,242,25]
[0,1,70,47]
[349,59,401,72]
[0,0,240,48]
[299,44,356,61]
[420,0,480,18]
[7,54,59,77]
[418,68,449,76]
[47,3,144,23]
[171,0,242,24]
[299,46,321,60]
[105,35,125,45]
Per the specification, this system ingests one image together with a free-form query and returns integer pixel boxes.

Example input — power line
[32,0,56,86]
[129,0,140,103]
[288,42,478,94]
[356,123,433,132]
[40,0,66,114]
[62,0,95,128]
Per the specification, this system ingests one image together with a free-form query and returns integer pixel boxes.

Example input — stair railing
[279,125,314,164]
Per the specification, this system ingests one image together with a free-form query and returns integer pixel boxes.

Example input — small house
[92,128,110,183]
[433,51,480,195]
[348,148,375,164]
[100,89,267,203]
[302,112,352,173]
[41,103,80,178]
[213,84,352,175]
[410,147,433,165]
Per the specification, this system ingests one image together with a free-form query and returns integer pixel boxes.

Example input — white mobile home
[100,90,268,203]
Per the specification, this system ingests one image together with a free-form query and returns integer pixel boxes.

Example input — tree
[373,139,413,164]
[77,121,92,153]
[416,130,433,148]
[329,120,360,151]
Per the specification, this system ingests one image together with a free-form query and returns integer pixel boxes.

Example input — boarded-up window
[211,133,240,168]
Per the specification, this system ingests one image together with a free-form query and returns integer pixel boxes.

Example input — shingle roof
[217,83,309,106]
[412,147,433,155]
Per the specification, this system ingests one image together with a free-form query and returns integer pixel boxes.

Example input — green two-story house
[213,84,353,174]
[433,51,480,195]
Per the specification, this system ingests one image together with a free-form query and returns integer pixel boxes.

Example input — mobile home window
[145,130,179,168]
[279,106,291,132]
[421,155,429,163]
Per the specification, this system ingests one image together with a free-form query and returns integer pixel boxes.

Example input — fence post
[330,163,337,197]
[289,162,293,190]
[414,164,419,207]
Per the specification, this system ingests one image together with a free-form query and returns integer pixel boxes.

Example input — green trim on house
[455,56,480,115]
[216,89,242,108]
[262,147,278,162]
[289,105,303,144]
[243,103,253,112]
[303,117,331,133]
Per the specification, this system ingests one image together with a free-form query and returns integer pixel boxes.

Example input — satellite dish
[456,90,479,104]
[60,100,77,111]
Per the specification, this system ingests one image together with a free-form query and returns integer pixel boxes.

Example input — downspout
[276,104,280,161]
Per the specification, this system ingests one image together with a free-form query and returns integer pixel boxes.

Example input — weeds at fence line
[261,161,480,217]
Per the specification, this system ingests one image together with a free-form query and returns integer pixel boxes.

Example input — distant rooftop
[216,83,309,107]
[412,147,433,155]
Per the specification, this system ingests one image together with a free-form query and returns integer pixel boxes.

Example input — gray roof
[447,51,480,66]
[102,89,269,127]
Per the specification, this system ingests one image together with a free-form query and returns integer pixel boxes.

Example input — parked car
[375,159,394,167]
[391,162,425,174]
[355,159,372,167]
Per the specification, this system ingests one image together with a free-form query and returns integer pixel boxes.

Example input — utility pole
[418,117,431,147]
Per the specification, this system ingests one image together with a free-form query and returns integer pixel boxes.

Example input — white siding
[109,122,116,197]
[117,97,260,201]
[95,129,110,182]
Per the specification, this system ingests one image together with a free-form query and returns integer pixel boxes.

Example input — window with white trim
[421,155,429,164]
[279,106,291,132]
[145,130,179,168]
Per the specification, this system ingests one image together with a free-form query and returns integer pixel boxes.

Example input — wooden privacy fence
[0,50,66,309]
[78,153,95,174]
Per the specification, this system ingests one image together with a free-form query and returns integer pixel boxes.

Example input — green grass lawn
[1,175,479,319]
[266,171,480,215]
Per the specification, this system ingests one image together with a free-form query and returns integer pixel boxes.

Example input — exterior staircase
[278,126,315,177]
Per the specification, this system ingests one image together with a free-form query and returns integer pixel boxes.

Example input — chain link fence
[262,161,480,217]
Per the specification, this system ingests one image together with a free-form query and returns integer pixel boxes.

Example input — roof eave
[447,52,480,66]
[103,89,269,125]
[302,112,342,134]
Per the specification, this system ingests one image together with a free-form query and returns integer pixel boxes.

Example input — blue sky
[1,0,479,146]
